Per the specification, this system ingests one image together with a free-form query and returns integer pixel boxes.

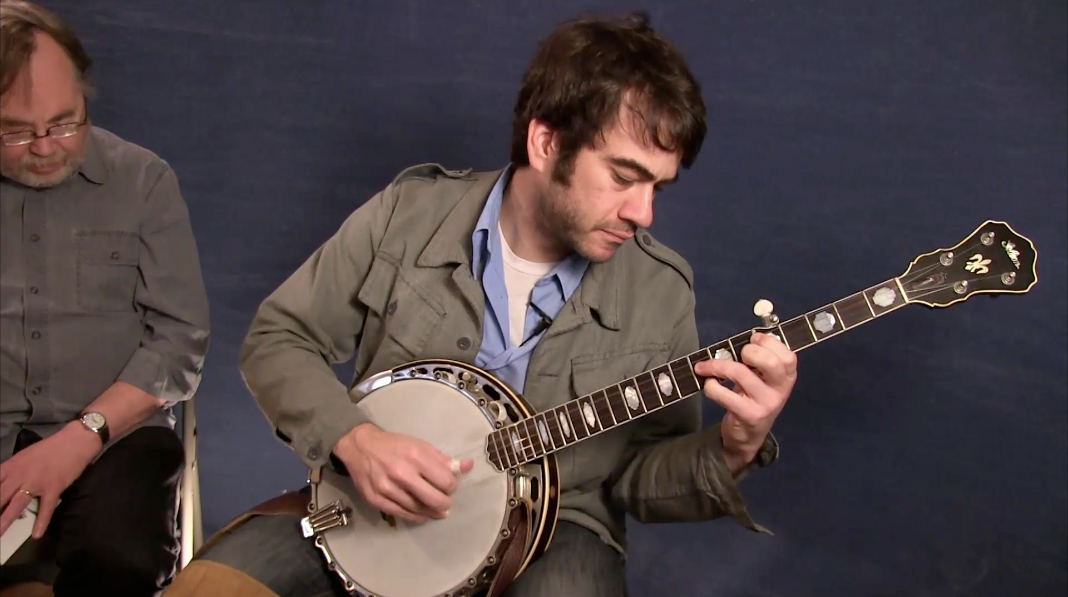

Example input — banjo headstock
[898,220,1038,307]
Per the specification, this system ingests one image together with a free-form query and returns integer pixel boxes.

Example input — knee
[194,514,317,590]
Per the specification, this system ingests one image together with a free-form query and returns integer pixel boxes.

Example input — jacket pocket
[75,231,140,312]
[356,255,445,373]
[562,343,671,489]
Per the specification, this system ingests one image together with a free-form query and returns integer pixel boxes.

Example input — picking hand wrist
[335,422,378,460]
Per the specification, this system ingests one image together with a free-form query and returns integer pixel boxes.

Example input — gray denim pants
[197,513,628,597]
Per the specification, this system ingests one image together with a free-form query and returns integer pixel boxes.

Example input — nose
[619,185,655,230]
[28,135,58,156]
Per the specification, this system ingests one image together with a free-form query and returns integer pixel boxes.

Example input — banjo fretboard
[485,277,910,471]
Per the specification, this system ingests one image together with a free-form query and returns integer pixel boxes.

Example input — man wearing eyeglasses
[0,2,211,595]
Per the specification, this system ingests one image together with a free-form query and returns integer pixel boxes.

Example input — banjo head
[304,361,557,597]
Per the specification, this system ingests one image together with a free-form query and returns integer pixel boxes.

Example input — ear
[525,118,557,175]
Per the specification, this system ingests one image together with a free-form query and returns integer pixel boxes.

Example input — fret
[864,280,903,316]
[576,394,603,432]
[617,379,646,416]
[523,417,546,458]
[564,401,591,439]
[492,429,515,470]
[687,349,712,389]
[860,290,876,317]
[780,317,816,350]
[650,364,683,404]
[593,390,618,426]
[805,305,845,339]
[508,425,534,462]
[535,413,557,452]
[546,406,568,447]
[727,336,744,360]
[635,373,662,410]
[836,293,873,328]
[669,356,701,396]
[604,385,632,424]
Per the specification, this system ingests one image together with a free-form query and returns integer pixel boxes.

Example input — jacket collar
[416,166,624,331]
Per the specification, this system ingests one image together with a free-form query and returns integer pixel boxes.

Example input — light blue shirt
[471,166,589,394]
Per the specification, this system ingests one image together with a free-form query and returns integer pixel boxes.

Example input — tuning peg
[753,298,779,326]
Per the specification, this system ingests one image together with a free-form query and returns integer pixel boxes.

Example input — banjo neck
[485,277,911,472]
[485,219,1038,472]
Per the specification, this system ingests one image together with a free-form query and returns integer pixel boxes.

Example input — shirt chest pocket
[75,231,140,312]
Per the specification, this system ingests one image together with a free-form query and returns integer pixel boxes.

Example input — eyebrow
[0,108,79,128]
[606,155,679,186]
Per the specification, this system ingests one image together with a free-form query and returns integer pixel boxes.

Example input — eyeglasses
[0,119,87,147]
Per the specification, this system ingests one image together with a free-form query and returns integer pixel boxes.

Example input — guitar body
[304,360,559,597]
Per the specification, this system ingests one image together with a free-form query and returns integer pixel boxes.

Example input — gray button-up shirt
[0,126,210,461]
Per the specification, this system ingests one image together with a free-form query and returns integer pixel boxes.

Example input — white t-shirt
[498,222,557,347]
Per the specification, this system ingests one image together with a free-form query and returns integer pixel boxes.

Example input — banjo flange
[302,360,559,597]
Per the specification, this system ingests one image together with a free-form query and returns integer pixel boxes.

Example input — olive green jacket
[238,164,778,553]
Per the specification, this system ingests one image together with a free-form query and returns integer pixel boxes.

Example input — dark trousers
[1,426,185,597]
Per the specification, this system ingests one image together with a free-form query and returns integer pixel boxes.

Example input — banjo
[299,220,1037,597]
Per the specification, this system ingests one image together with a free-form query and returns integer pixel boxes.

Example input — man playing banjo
[167,12,796,597]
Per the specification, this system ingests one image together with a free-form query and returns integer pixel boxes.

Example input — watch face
[83,412,105,430]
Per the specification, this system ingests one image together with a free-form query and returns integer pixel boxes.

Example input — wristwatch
[78,412,110,444]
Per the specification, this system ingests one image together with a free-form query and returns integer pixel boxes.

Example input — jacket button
[307,446,321,461]
[641,233,653,245]
[386,300,397,315]
[31,331,41,339]
[29,286,39,294]
[110,251,121,260]
[29,234,40,242]
[31,386,41,395]
[456,337,471,350]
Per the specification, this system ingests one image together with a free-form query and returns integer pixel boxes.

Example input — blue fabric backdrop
[36,1,1066,595]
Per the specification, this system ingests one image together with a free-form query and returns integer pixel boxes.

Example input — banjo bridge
[300,500,351,538]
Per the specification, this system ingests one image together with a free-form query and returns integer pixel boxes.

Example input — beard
[0,149,83,189]
[534,179,634,264]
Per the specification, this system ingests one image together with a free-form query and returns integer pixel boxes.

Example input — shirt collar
[77,126,108,185]
[470,164,589,299]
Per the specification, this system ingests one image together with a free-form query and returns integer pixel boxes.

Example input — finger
[0,491,31,536]
[401,472,452,515]
[0,476,18,510]
[380,482,437,522]
[695,358,773,402]
[421,461,459,495]
[352,477,425,524]
[367,492,429,525]
[424,445,454,469]
[701,378,767,423]
[449,458,475,475]
[738,341,788,386]
[32,493,57,539]
[752,333,797,376]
